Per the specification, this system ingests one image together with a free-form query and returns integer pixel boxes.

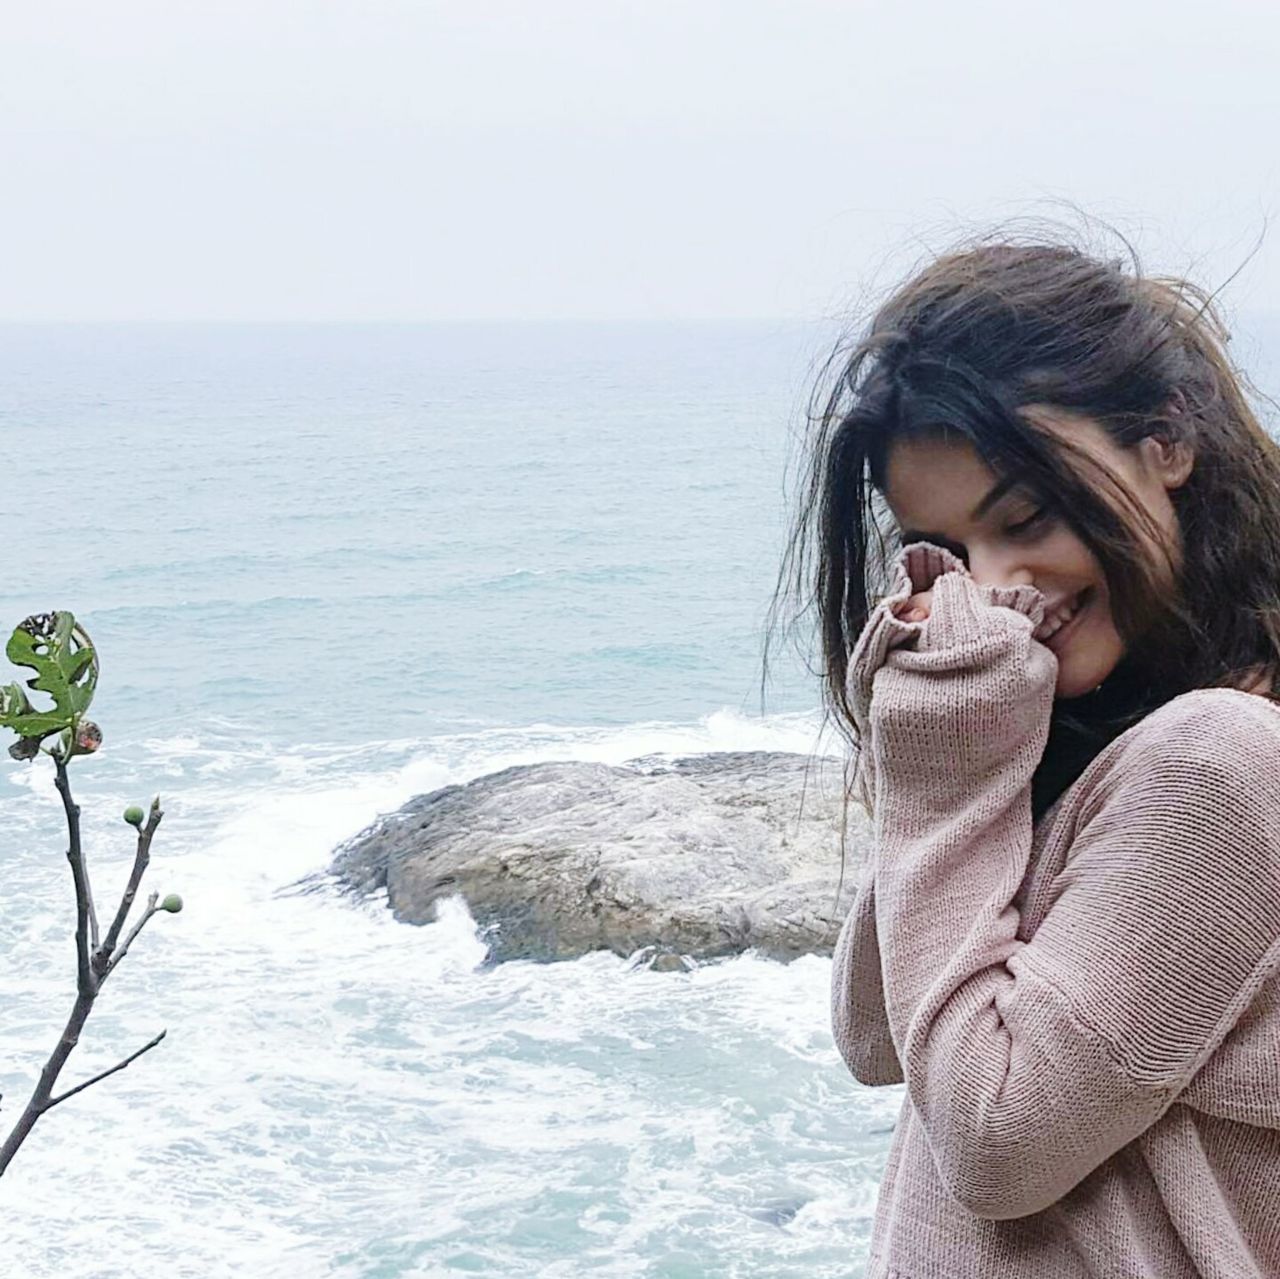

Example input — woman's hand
[892,589,933,624]
[871,570,1056,805]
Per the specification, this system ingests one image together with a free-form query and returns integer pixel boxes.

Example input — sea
[0,320,905,1279]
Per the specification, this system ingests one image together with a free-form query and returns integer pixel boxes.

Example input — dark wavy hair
[766,219,1280,829]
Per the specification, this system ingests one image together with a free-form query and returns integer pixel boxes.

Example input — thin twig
[0,767,172,1177]
[95,801,163,978]
[104,893,159,978]
[0,987,94,1173]
[43,1031,167,1112]
[52,755,96,994]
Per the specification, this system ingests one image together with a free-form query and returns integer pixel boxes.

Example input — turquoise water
[0,321,828,741]
[0,321,899,1278]
[3,315,1277,1277]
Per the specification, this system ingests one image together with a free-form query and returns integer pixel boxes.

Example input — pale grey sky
[3,1,1280,321]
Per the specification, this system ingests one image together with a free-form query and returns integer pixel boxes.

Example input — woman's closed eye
[1006,504,1052,537]
[898,503,1053,562]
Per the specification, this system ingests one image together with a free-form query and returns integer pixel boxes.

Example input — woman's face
[880,406,1192,700]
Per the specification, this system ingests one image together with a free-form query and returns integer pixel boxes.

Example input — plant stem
[0,762,167,1176]
[0,987,94,1173]
[52,756,97,986]
[44,1031,167,1111]
[96,804,162,977]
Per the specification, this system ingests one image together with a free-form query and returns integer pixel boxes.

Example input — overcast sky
[3,1,1280,322]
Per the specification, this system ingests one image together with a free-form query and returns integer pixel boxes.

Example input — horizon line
[0,314,837,327]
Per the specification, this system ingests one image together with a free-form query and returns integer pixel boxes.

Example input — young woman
[772,231,1280,1276]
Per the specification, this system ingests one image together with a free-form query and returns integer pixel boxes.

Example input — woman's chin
[1055,668,1103,700]
[1051,639,1123,701]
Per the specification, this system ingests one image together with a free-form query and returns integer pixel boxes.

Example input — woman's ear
[1140,432,1195,491]
[1153,390,1196,490]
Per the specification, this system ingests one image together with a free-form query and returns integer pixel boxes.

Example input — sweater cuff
[922,570,1047,651]
[848,542,971,727]
[896,540,969,598]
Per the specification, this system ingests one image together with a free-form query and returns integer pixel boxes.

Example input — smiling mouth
[1037,587,1092,646]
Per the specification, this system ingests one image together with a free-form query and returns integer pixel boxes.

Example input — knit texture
[832,541,1280,1278]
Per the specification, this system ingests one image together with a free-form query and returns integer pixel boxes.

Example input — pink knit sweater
[831,541,1280,1278]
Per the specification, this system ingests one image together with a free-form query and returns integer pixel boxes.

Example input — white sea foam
[0,319,885,1276]
[0,711,886,1278]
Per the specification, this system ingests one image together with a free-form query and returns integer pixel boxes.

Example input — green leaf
[4,711,72,736]
[0,680,33,719]
[0,612,98,748]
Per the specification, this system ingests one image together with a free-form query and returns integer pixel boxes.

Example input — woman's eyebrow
[971,475,1019,518]
[899,475,1019,545]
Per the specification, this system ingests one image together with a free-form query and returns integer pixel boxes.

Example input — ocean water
[0,321,899,1279]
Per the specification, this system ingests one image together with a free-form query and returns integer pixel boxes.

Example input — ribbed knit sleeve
[832,542,962,1088]
[846,540,964,815]
[833,542,1280,1222]
[832,541,1044,1089]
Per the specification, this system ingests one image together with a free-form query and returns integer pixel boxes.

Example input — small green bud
[123,805,145,827]
[159,893,183,914]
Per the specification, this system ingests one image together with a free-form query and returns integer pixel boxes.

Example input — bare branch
[1,773,172,1176]
[0,988,94,1174]
[52,756,97,992]
[103,893,160,979]
[43,1031,167,1112]
[95,800,164,977]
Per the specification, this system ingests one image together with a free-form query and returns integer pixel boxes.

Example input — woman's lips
[1043,587,1090,649]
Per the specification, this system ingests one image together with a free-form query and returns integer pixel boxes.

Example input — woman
[772,229,1280,1276]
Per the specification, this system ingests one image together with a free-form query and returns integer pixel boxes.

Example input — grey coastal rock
[318,749,873,965]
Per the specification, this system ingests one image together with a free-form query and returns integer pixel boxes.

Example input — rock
[628,944,698,973]
[314,750,872,965]
[748,1196,809,1227]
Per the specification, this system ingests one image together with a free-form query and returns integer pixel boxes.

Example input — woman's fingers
[892,588,932,623]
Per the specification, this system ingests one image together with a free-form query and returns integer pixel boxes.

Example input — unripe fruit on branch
[123,805,145,827]
[159,894,183,914]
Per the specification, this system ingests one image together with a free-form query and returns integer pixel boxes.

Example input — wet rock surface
[315,750,872,965]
